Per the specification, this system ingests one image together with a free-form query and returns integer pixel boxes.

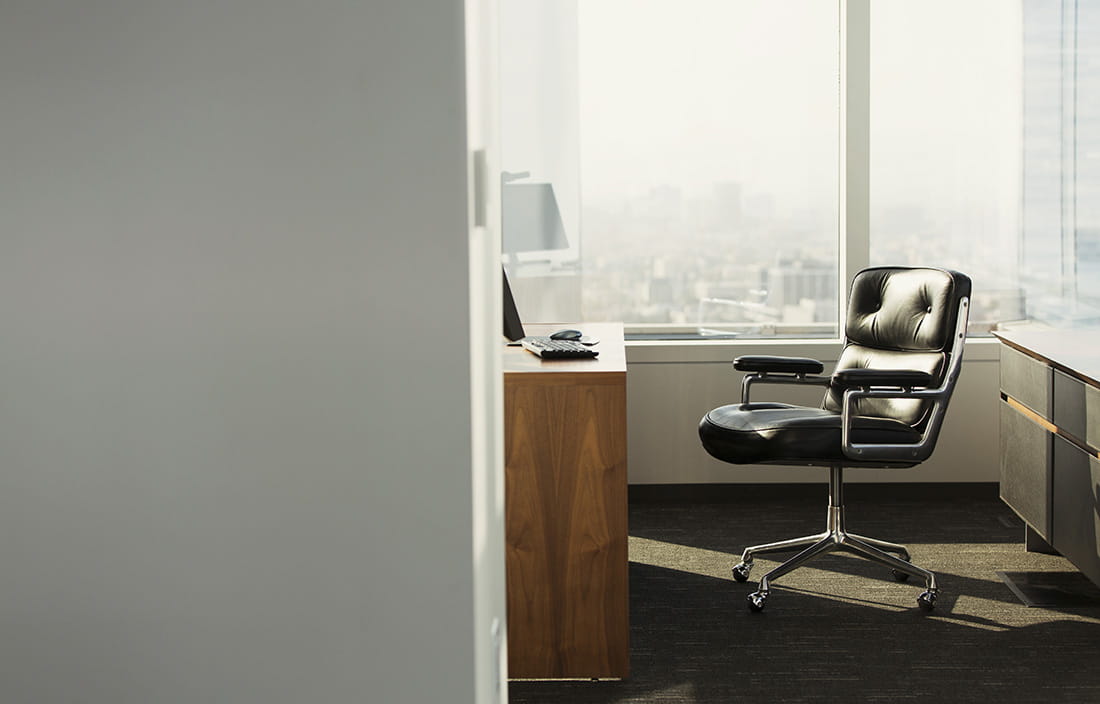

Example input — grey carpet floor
[507,486,1100,704]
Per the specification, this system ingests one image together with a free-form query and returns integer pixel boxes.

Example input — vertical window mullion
[1061,0,1078,299]
[841,0,871,331]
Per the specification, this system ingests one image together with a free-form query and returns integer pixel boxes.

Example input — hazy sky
[501,0,1024,286]
[576,0,1021,215]
[577,0,838,203]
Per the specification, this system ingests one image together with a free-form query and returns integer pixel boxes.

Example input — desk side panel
[504,372,628,679]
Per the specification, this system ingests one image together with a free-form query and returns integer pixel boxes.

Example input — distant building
[766,260,836,323]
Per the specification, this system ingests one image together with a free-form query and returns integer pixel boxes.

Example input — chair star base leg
[739,467,938,612]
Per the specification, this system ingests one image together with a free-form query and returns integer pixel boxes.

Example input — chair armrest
[832,368,933,389]
[734,355,824,375]
[839,382,946,464]
[735,356,830,403]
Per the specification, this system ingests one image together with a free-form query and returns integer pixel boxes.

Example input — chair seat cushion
[698,402,922,467]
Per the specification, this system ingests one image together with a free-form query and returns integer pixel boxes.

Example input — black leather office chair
[698,266,971,612]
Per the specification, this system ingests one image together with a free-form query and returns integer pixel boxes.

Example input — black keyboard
[521,336,599,359]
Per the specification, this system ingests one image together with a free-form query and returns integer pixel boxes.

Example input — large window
[869,0,1023,332]
[578,1,840,337]
[1017,0,1100,326]
[501,0,839,337]
[500,0,1100,338]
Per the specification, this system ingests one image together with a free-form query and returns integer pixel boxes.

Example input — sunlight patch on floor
[629,536,1100,629]
[628,535,738,579]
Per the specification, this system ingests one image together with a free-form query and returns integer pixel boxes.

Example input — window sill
[624,333,1002,365]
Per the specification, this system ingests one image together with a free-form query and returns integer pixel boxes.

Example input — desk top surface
[503,322,626,375]
[994,328,1100,386]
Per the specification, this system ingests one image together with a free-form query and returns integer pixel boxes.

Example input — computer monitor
[503,266,526,342]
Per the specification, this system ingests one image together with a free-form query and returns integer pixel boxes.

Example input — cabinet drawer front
[1087,383,1100,450]
[1054,369,1088,440]
[1001,345,1052,419]
[1056,367,1100,451]
[1052,435,1100,587]
[1000,400,1051,539]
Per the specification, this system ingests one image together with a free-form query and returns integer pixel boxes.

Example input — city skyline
[502,0,1100,335]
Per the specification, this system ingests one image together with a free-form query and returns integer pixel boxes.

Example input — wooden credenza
[503,322,629,680]
[996,328,1100,588]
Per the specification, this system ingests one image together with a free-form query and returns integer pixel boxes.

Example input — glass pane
[499,0,583,325]
[1020,0,1064,316]
[500,0,841,337]
[579,0,840,337]
[869,1,1023,333]
[1067,1,1100,321]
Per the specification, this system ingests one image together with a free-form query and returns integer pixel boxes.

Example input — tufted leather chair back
[822,267,972,429]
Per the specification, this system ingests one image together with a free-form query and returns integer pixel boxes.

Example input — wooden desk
[995,329,1100,588]
[504,322,629,679]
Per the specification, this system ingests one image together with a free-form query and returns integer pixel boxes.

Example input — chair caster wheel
[732,562,751,582]
[747,591,767,613]
[917,590,937,611]
[891,569,910,582]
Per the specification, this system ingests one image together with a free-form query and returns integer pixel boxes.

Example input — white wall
[465,0,509,700]
[626,339,1001,484]
[0,2,503,703]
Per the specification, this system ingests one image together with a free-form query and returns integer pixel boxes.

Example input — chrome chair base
[733,467,938,612]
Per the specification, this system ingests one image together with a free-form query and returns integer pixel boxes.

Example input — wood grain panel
[503,326,628,679]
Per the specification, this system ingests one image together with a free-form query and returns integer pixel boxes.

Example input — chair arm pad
[733,355,825,375]
[832,368,934,389]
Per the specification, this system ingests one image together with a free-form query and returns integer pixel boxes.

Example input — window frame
[621,0,869,344]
